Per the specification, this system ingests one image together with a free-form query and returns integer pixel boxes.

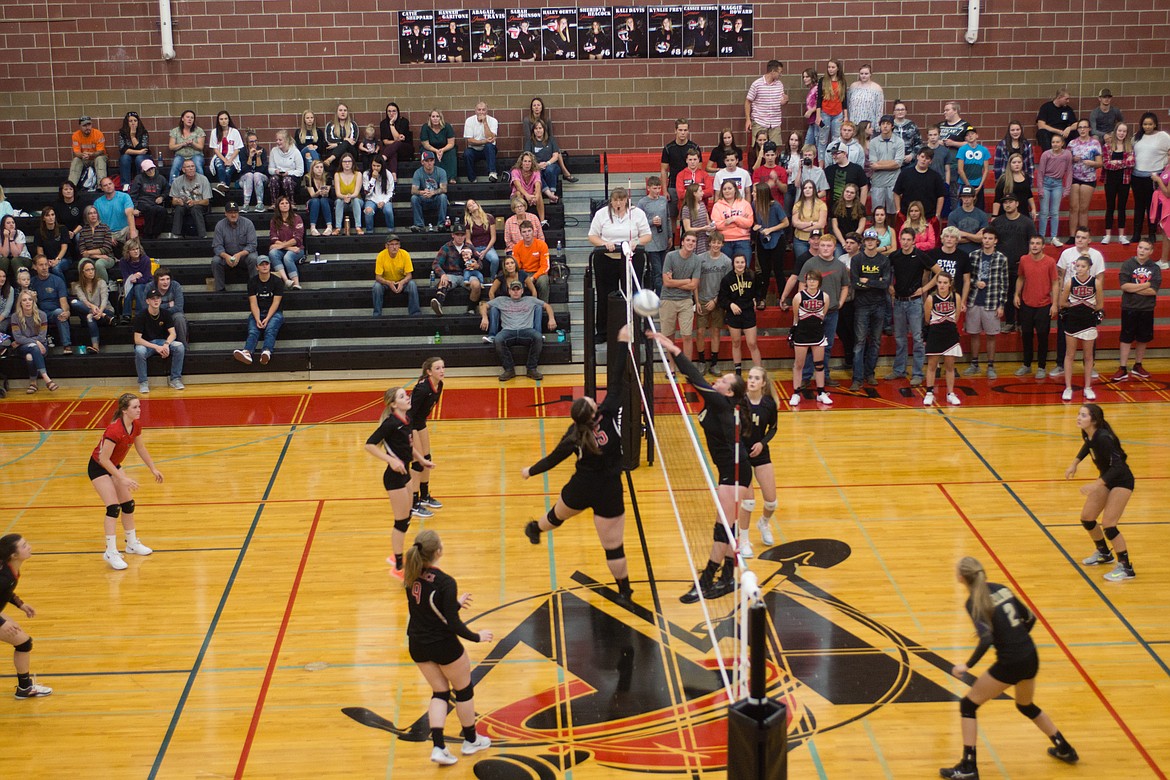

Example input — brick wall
[2,0,1168,169]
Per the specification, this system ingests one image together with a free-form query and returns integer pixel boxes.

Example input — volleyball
[632,289,661,317]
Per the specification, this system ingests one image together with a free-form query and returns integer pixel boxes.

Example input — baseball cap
[832,145,848,156]
[145,288,162,299]
[879,114,895,125]
[809,228,823,238]
[508,280,523,290]
[1000,192,1019,202]
[862,228,879,240]
[421,150,436,161]
[959,185,975,197]
[141,159,156,171]
[225,201,241,212]
[257,256,271,265]
[1099,88,1113,98]
[386,233,400,243]
[78,115,92,124]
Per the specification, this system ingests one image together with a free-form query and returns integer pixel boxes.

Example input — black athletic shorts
[988,650,1039,685]
[409,636,465,666]
[1119,309,1154,345]
[748,444,771,469]
[717,462,753,488]
[1105,469,1136,492]
[382,466,411,492]
[561,472,624,518]
[88,458,115,481]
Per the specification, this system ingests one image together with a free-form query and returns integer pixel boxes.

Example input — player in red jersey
[88,393,164,570]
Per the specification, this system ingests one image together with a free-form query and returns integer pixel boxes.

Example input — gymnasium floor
[0,366,1167,779]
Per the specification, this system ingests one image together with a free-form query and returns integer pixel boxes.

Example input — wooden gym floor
[0,367,1167,779]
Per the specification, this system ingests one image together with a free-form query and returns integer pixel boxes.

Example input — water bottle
[343,216,351,235]
[314,251,321,263]
[556,329,565,342]
[429,269,436,286]
[556,239,563,254]
[434,330,442,345]
[444,215,452,231]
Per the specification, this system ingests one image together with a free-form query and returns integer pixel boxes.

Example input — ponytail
[403,529,442,590]
[958,556,994,632]
[726,374,753,440]
[566,397,601,456]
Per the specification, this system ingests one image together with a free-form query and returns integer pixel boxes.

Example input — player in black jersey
[1066,403,1137,581]
[940,557,1077,779]
[365,387,434,578]
[403,530,493,766]
[648,330,753,604]
[789,269,834,406]
[409,357,445,520]
[522,327,635,604]
[739,367,780,557]
[1059,255,1104,402]
[0,534,52,698]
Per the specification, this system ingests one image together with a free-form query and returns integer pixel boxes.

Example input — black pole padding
[641,326,655,466]
[608,298,640,470]
[727,601,787,780]
[584,253,596,399]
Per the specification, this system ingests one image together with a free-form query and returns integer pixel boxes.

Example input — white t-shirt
[713,167,754,198]
[589,206,651,248]
[1056,246,1105,285]
[463,114,499,146]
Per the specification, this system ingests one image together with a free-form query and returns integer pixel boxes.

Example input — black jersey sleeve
[597,347,630,416]
[365,418,396,447]
[526,432,578,477]
[758,397,778,445]
[1090,429,1130,484]
[436,574,481,643]
[675,352,714,391]
[965,633,993,668]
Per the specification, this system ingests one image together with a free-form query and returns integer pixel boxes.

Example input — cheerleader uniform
[676,354,752,487]
[746,394,778,469]
[926,292,963,357]
[526,350,627,518]
[366,412,415,491]
[717,269,757,330]
[792,289,828,347]
[1062,272,1099,341]
[88,417,140,481]
[406,565,482,665]
[964,582,1039,685]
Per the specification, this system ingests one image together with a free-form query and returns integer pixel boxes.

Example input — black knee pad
[411,460,424,473]
[432,690,451,702]
[714,522,734,544]
[547,507,565,528]
[959,696,979,719]
[1104,525,1121,540]
[1016,702,1042,720]
[604,544,626,561]
[813,359,826,371]
[14,638,32,653]
[1081,519,1098,532]
[106,504,121,519]
[120,500,135,515]
[453,683,474,702]
[393,518,411,533]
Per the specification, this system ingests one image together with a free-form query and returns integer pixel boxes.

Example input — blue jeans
[308,197,332,229]
[891,298,925,379]
[802,308,839,384]
[268,248,304,279]
[119,153,152,184]
[70,300,114,344]
[817,112,844,163]
[473,245,500,278]
[645,250,666,296]
[135,339,185,382]
[38,307,71,347]
[722,239,752,265]
[792,238,810,260]
[209,157,238,186]
[411,194,449,227]
[540,165,559,192]
[18,343,47,378]
[363,200,395,232]
[302,147,321,167]
[464,143,498,182]
[372,279,420,315]
[496,327,542,370]
[852,296,885,382]
[245,311,284,353]
[334,197,363,229]
[49,258,72,281]
[121,281,149,318]
[1040,176,1064,239]
[170,155,204,180]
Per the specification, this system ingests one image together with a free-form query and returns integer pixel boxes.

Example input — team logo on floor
[344,539,962,777]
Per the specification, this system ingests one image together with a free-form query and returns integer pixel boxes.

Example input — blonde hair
[464,200,490,228]
[379,386,406,422]
[403,529,442,590]
[512,151,538,173]
[14,290,43,329]
[958,556,994,633]
[1106,123,1133,154]
[748,366,777,402]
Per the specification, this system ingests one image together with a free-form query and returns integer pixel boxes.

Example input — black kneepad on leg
[453,683,474,702]
[813,359,826,371]
[714,522,733,544]
[1081,519,1098,531]
[14,638,32,653]
[546,507,565,528]
[106,504,121,519]
[393,518,411,533]
[1016,702,1042,720]
[411,461,424,473]
[1104,525,1121,540]
[604,544,626,561]
[432,690,451,702]
[120,500,135,515]
[959,696,979,719]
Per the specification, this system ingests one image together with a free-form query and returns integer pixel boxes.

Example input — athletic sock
[703,559,720,577]
[105,534,118,554]
[461,725,478,743]
[420,482,431,500]
[961,745,977,767]
[721,557,736,578]
[1094,538,1111,555]
[126,529,138,547]
[430,727,445,749]
[412,492,420,507]
[394,553,404,570]
[616,576,631,595]
[698,351,708,363]
[16,673,31,689]
[1117,550,1131,567]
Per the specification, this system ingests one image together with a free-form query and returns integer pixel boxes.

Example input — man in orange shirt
[69,115,108,189]
[512,219,550,301]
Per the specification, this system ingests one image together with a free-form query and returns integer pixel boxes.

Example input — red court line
[938,483,1166,779]
[234,498,325,780]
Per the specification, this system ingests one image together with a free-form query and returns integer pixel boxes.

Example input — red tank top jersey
[91,417,139,467]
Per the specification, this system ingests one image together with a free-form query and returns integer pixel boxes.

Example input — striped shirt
[746,76,786,127]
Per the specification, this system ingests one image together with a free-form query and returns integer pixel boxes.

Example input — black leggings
[755,243,784,303]
[1017,303,1051,369]
[1104,169,1129,232]
[1130,176,1155,241]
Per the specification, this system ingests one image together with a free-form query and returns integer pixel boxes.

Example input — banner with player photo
[399,5,752,62]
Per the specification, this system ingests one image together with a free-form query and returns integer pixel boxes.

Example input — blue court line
[938,412,1170,678]
[36,546,241,556]
[805,737,829,779]
[147,423,299,779]
[1,458,64,536]
[0,431,51,469]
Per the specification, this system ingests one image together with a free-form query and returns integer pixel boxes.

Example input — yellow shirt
[375,248,413,283]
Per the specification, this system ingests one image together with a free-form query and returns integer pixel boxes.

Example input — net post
[641,326,655,466]
[584,250,596,399]
[727,579,788,780]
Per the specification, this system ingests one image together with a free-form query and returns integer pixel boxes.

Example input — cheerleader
[1066,403,1136,581]
[1059,256,1104,402]
[409,357,445,520]
[89,393,162,570]
[0,534,52,698]
[717,254,762,373]
[521,327,634,604]
[941,556,1077,779]
[403,530,494,765]
[647,330,753,604]
[789,269,834,406]
[365,386,434,578]
[739,367,780,558]
[923,271,963,407]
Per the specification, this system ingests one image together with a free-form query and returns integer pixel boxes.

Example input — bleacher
[0,156,598,382]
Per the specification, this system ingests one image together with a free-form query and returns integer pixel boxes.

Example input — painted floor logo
[343,539,961,778]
